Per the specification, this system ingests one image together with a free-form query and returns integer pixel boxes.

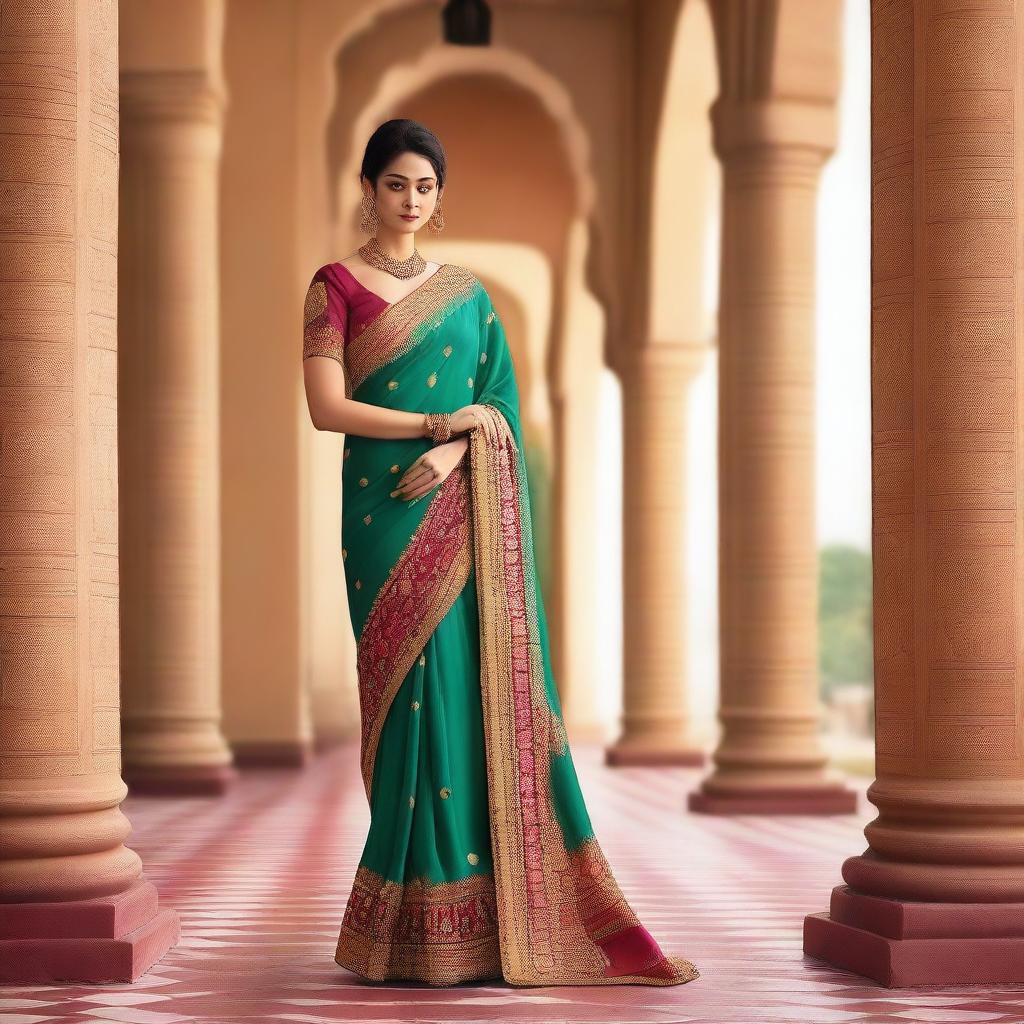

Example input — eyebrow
[384,173,435,181]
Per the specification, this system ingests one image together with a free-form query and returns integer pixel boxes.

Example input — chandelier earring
[359,193,380,234]
[428,197,445,234]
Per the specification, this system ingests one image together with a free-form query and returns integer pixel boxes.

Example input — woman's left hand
[391,436,469,501]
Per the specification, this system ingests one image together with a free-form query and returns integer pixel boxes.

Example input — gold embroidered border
[467,405,698,987]
[356,465,473,804]
[468,406,551,982]
[344,264,481,395]
[336,863,502,985]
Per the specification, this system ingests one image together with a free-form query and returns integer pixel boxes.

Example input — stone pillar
[0,0,179,982]
[606,345,706,766]
[550,392,607,743]
[688,0,855,813]
[118,10,236,793]
[805,0,1024,985]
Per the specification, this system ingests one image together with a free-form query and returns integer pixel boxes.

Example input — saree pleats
[335,570,503,985]
[332,264,698,987]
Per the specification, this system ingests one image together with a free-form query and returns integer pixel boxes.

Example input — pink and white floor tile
[3,744,1024,1024]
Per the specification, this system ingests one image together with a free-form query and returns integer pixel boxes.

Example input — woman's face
[365,151,441,234]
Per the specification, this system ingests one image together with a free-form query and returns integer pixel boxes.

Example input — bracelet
[424,412,453,444]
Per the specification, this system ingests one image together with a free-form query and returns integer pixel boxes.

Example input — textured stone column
[0,0,179,982]
[606,345,706,766]
[118,54,236,792]
[688,0,855,813]
[805,0,1024,985]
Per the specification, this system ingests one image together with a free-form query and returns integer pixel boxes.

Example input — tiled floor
[4,743,1024,1023]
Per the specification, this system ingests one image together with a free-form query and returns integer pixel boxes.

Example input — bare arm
[303,356,428,438]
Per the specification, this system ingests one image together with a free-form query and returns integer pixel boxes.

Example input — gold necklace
[358,236,426,279]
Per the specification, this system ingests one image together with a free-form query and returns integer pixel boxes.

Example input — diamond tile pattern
[3,743,1024,1022]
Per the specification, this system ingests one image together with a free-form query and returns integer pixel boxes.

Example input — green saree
[302,261,699,988]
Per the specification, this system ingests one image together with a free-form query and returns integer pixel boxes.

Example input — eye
[389,182,403,190]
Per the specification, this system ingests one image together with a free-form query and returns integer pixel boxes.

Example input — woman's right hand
[451,404,495,442]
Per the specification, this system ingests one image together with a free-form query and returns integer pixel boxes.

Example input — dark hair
[360,119,447,191]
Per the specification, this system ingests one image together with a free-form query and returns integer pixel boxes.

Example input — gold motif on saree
[467,852,479,865]
[440,786,451,799]
[427,371,437,388]
[443,344,453,357]
[359,477,368,486]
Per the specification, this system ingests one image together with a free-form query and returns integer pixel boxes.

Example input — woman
[302,119,699,989]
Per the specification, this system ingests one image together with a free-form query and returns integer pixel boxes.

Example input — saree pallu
[331,263,698,988]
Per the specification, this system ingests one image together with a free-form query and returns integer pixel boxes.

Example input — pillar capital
[120,68,226,125]
[709,96,837,161]
[612,341,708,381]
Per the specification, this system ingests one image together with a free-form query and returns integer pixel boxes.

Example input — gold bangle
[425,412,453,444]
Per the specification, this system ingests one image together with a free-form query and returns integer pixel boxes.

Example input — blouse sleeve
[302,268,347,366]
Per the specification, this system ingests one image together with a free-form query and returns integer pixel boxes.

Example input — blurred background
[112,0,871,790]
[14,0,1024,1008]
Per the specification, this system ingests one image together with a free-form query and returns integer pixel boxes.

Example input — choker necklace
[358,236,426,279]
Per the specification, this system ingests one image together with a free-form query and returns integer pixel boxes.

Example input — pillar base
[313,731,352,754]
[605,739,706,767]
[231,739,313,768]
[804,884,1024,986]
[565,722,611,746]
[123,762,237,795]
[0,880,179,983]
[688,783,857,814]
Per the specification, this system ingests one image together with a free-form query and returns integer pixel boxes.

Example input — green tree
[819,543,873,698]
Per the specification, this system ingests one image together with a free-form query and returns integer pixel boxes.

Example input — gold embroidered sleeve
[302,273,346,365]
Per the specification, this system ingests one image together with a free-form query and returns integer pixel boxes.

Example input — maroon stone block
[0,879,160,940]
[0,880,179,983]
[605,745,707,767]
[123,763,238,795]
[804,884,1024,986]
[230,740,313,768]
[689,785,858,814]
